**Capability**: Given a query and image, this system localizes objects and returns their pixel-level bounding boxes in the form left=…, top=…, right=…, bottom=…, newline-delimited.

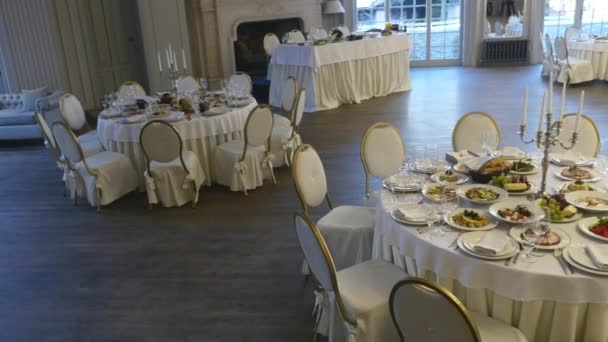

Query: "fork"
left=554, top=248, right=573, bottom=275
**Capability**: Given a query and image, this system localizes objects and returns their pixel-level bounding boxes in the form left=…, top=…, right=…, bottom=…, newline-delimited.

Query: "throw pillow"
left=21, top=86, right=48, bottom=112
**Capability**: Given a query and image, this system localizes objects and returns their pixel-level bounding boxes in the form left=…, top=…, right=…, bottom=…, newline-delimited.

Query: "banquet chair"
left=554, top=36, right=593, bottom=84
left=140, top=120, right=206, bottom=208
left=213, top=105, right=276, bottom=194
left=361, top=122, right=405, bottom=201
left=52, top=122, right=138, bottom=211
left=35, top=112, right=71, bottom=196
left=540, top=32, right=557, bottom=77
left=287, top=29, right=306, bottom=44
left=117, top=81, right=147, bottom=100
left=263, top=33, right=280, bottom=57
left=270, top=88, right=306, bottom=167
left=272, top=76, right=299, bottom=128
left=59, top=94, right=104, bottom=157
left=452, top=112, right=501, bottom=155
left=228, top=72, right=253, bottom=95
left=294, top=212, right=406, bottom=342
left=176, top=75, right=200, bottom=95
left=564, top=26, right=579, bottom=42
left=292, top=144, right=375, bottom=271
left=550, top=113, right=600, bottom=158
left=389, top=278, right=528, bottom=342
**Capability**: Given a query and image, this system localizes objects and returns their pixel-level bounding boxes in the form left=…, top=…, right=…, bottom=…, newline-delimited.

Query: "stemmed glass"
left=425, top=205, right=442, bottom=239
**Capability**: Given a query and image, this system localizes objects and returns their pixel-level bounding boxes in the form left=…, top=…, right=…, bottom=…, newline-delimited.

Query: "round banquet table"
left=568, top=40, right=608, bottom=81
left=96, top=101, right=258, bottom=188
left=373, top=165, right=608, bottom=342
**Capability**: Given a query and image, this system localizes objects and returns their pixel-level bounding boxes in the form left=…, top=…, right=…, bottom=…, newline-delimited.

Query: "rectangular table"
left=268, top=34, right=412, bottom=112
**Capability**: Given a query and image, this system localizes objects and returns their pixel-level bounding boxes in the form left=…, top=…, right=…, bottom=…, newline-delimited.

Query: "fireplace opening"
left=234, top=17, right=303, bottom=102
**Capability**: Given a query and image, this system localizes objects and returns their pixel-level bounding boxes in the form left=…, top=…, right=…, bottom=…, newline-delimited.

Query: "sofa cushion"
left=21, top=86, right=47, bottom=112
left=0, top=109, right=36, bottom=126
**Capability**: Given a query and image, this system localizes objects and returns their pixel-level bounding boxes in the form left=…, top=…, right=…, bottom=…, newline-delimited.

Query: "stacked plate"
left=390, top=204, right=434, bottom=226
left=565, top=191, right=608, bottom=213
left=457, top=231, right=520, bottom=260
left=549, top=152, right=596, bottom=167
left=563, top=245, right=608, bottom=276
left=383, top=173, right=425, bottom=192
left=412, top=160, right=449, bottom=174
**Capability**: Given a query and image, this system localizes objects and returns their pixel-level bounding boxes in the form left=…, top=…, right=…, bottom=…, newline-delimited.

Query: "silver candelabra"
left=160, top=65, right=187, bottom=99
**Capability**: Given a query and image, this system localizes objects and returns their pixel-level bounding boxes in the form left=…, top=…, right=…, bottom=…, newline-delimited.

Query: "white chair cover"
left=270, top=88, right=306, bottom=167
left=60, top=94, right=87, bottom=131
left=361, top=122, right=405, bottom=199
left=294, top=213, right=406, bottom=342
left=140, top=121, right=206, bottom=207
left=550, top=114, right=600, bottom=157
left=540, top=32, right=554, bottom=77
left=52, top=122, right=138, bottom=209
left=212, top=105, right=275, bottom=193
left=565, top=27, right=579, bottom=42
left=282, top=76, right=298, bottom=113
left=117, top=81, right=146, bottom=101
left=287, top=29, right=306, bottom=44
left=263, top=33, right=280, bottom=56
left=228, top=72, right=253, bottom=95
left=554, top=37, right=594, bottom=84
left=390, top=278, right=528, bottom=342
left=452, top=112, right=500, bottom=155
left=176, top=76, right=200, bottom=95
left=292, top=144, right=374, bottom=271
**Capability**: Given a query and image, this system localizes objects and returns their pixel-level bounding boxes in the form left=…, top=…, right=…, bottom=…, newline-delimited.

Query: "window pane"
left=415, top=6, right=426, bottom=19
left=356, top=0, right=386, bottom=31
left=403, top=0, right=414, bottom=5
left=581, top=0, right=608, bottom=37
left=416, top=0, right=425, bottom=5
left=432, top=5, right=442, bottom=19
left=543, top=0, right=576, bottom=38
left=391, top=0, right=401, bottom=6
left=391, top=8, right=402, bottom=21
left=430, top=0, right=461, bottom=60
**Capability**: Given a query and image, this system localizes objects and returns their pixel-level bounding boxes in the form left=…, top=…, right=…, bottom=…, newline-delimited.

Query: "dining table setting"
left=96, top=87, right=257, bottom=188
left=568, top=35, right=608, bottom=81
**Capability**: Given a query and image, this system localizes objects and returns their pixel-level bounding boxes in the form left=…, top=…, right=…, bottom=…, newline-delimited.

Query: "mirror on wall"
left=485, top=0, right=525, bottom=38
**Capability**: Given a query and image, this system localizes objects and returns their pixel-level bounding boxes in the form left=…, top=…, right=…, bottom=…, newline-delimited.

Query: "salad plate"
left=535, top=194, right=581, bottom=222
left=445, top=208, right=497, bottom=231
left=457, top=184, right=508, bottom=205
left=430, top=170, right=469, bottom=185
left=489, top=174, right=536, bottom=196
left=509, top=225, right=570, bottom=250
left=422, top=183, right=457, bottom=202
left=510, top=159, right=539, bottom=175
left=489, top=199, right=545, bottom=224
left=554, top=181, right=601, bottom=194
left=555, top=166, right=600, bottom=183
left=577, top=217, right=608, bottom=242
left=565, top=191, right=608, bottom=213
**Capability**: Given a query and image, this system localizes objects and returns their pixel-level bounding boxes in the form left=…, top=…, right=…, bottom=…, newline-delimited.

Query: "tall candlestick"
left=182, top=49, right=187, bottom=70
left=522, top=86, right=528, bottom=126
left=165, top=48, right=171, bottom=67
left=560, top=81, right=566, bottom=121
left=157, top=51, right=163, bottom=72
left=575, top=90, right=584, bottom=133
left=173, top=51, right=178, bottom=71
left=538, top=91, right=546, bottom=132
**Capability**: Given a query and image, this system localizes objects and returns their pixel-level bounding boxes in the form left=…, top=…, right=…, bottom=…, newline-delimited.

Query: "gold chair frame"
left=291, top=144, right=334, bottom=215
left=451, top=111, right=501, bottom=152
left=553, top=113, right=601, bottom=157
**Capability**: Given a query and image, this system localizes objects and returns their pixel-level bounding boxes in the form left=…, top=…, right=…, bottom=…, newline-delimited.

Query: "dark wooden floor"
left=0, top=66, right=606, bottom=341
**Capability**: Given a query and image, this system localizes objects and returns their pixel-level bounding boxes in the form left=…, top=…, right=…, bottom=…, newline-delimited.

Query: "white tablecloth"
left=568, top=40, right=608, bottom=81
left=269, top=35, right=411, bottom=112
left=373, top=165, right=608, bottom=342
left=96, top=101, right=257, bottom=187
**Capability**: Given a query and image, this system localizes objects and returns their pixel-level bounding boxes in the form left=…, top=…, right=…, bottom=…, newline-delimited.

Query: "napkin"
left=586, top=245, right=608, bottom=270
left=550, top=151, right=591, bottom=165
left=473, top=230, right=508, bottom=255
left=395, top=206, right=428, bottom=222
left=463, top=156, right=494, bottom=171
left=135, top=95, right=160, bottom=103
left=445, top=150, right=476, bottom=164
left=499, top=146, right=525, bottom=159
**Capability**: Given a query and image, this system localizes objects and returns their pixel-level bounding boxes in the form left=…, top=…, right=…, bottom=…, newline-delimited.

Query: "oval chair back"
left=118, top=81, right=146, bottom=99
left=139, top=120, right=189, bottom=174
left=288, top=29, right=306, bottom=43
left=294, top=212, right=357, bottom=327
left=389, top=278, right=482, bottom=342
left=263, top=33, right=280, bottom=57
left=564, top=26, right=579, bottom=42
left=551, top=113, right=600, bottom=157
left=361, top=122, right=405, bottom=198
left=282, top=76, right=298, bottom=113
left=242, top=105, right=273, bottom=160
left=544, top=34, right=554, bottom=59
left=52, top=122, right=85, bottom=169
left=554, top=36, right=569, bottom=63
left=452, top=112, right=500, bottom=155
left=60, top=94, right=88, bottom=131
left=291, top=144, right=331, bottom=213
left=176, top=76, right=199, bottom=95
left=229, top=72, right=253, bottom=95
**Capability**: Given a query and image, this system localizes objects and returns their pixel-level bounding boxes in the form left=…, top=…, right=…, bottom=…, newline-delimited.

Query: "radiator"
left=480, top=38, right=528, bottom=65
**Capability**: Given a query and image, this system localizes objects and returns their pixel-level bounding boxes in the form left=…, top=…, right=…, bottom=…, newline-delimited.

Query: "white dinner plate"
left=508, top=225, right=570, bottom=250
left=422, top=183, right=457, bottom=202
left=457, top=184, right=508, bottom=205
left=564, top=245, right=608, bottom=276
left=553, top=181, right=602, bottom=194
left=452, top=163, right=470, bottom=174
left=510, top=163, right=540, bottom=175
left=489, top=199, right=545, bottom=225
left=412, top=160, right=450, bottom=174
left=390, top=204, right=433, bottom=226
left=430, top=170, right=469, bottom=185
left=457, top=231, right=519, bottom=260
left=555, top=167, right=600, bottom=183
left=444, top=208, right=497, bottom=231
left=549, top=153, right=596, bottom=167
left=565, top=191, right=608, bottom=213
left=577, top=217, right=608, bottom=242
left=504, top=183, right=537, bottom=196
left=383, top=174, right=425, bottom=193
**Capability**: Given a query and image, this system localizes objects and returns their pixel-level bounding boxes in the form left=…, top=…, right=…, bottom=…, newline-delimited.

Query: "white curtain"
left=461, top=0, right=485, bottom=67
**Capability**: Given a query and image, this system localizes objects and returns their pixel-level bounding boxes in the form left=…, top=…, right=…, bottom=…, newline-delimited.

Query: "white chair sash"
left=144, top=170, right=159, bottom=204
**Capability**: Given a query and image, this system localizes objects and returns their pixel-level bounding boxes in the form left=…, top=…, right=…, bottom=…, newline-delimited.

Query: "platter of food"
left=430, top=170, right=469, bottom=184
left=554, top=180, right=599, bottom=194
left=456, top=184, right=508, bottom=205
left=509, top=225, right=570, bottom=250
left=535, top=194, right=582, bottom=222
left=489, top=174, right=535, bottom=195
left=510, top=159, right=538, bottom=175
left=565, top=191, right=608, bottom=212
left=577, top=217, right=608, bottom=241
left=445, top=208, right=497, bottom=231
left=422, top=183, right=457, bottom=202
left=489, top=200, right=545, bottom=224
left=555, top=165, right=600, bottom=182
left=466, top=157, right=513, bottom=183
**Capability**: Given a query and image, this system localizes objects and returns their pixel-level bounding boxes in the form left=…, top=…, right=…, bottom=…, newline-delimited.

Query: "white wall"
left=137, top=0, right=192, bottom=92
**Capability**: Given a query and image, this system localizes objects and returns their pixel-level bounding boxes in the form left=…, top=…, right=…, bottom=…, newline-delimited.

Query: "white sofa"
left=0, top=91, right=64, bottom=140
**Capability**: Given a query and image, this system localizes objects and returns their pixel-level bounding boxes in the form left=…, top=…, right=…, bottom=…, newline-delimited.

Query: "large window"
left=581, top=0, right=608, bottom=36
left=544, top=0, right=608, bottom=38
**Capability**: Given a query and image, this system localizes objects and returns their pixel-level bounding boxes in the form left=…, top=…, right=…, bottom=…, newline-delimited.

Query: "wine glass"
left=480, top=131, right=496, bottom=156
left=425, top=206, right=442, bottom=239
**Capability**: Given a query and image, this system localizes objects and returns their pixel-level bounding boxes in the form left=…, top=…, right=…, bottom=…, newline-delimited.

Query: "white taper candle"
left=182, top=49, right=187, bottom=70
left=538, top=91, right=546, bottom=132
left=575, top=90, right=584, bottom=133
left=560, top=81, right=566, bottom=121
left=157, top=51, right=162, bottom=72
left=522, top=86, right=528, bottom=126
